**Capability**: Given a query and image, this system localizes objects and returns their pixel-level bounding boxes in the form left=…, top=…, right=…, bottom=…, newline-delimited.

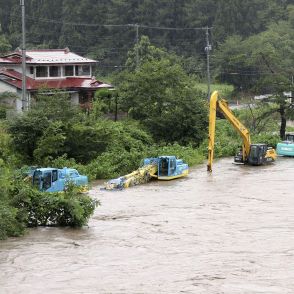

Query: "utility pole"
left=205, top=27, right=212, bottom=101
left=20, top=0, right=27, bottom=111
left=135, top=24, right=139, bottom=70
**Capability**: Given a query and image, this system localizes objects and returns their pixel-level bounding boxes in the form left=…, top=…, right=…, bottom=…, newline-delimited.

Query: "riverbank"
left=0, top=118, right=280, bottom=240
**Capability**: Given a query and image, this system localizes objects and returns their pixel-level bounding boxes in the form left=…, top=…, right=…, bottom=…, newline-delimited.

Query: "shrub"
left=145, top=143, right=205, bottom=166
left=10, top=180, right=99, bottom=227
left=251, top=133, right=280, bottom=148
left=0, top=167, right=26, bottom=240
left=207, top=119, right=240, bottom=158
left=117, top=59, right=208, bottom=145
left=0, top=107, right=6, bottom=119
left=0, top=202, right=25, bottom=239
left=85, top=143, right=206, bottom=180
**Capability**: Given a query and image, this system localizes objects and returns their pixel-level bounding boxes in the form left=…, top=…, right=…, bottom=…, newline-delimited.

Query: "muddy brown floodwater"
left=1, top=157, right=294, bottom=294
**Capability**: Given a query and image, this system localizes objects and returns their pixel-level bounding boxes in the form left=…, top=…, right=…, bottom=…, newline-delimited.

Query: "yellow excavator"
left=207, top=91, right=277, bottom=172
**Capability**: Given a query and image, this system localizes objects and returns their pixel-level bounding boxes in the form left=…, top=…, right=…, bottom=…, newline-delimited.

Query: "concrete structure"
left=0, top=48, right=112, bottom=112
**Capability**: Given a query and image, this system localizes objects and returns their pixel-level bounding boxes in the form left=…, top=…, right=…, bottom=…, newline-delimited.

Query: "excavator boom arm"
left=207, top=91, right=251, bottom=172
left=207, top=92, right=217, bottom=172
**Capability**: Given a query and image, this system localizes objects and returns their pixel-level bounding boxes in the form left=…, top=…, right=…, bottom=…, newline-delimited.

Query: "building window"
left=36, top=66, right=48, bottom=77
left=64, top=65, right=74, bottom=76
left=75, top=65, right=90, bottom=76
left=81, top=65, right=90, bottom=75
left=75, top=65, right=80, bottom=76
left=30, top=66, right=34, bottom=74
left=49, top=66, right=61, bottom=77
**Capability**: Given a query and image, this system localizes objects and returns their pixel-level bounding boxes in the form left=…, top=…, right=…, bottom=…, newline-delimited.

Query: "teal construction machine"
left=276, top=133, right=294, bottom=156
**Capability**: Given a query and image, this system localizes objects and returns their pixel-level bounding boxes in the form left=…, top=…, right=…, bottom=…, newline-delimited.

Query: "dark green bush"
left=84, top=143, right=206, bottom=180
left=252, top=133, right=280, bottom=148
left=0, top=107, right=6, bottom=119
left=0, top=202, right=25, bottom=239
left=0, top=166, right=26, bottom=239
left=208, top=119, right=240, bottom=158
left=10, top=181, right=99, bottom=228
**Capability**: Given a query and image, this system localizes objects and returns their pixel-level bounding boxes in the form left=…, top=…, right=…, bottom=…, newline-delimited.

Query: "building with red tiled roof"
left=0, top=48, right=112, bottom=112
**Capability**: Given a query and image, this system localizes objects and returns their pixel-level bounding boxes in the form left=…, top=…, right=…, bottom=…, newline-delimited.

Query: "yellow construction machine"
left=207, top=91, right=276, bottom=172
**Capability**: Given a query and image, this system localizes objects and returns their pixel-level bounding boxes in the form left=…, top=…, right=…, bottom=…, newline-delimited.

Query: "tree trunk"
left=279, top=103, right=286, bottom=139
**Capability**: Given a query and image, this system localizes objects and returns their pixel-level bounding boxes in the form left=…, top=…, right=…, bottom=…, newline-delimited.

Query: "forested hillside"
left=0, top=0, right=293, bottom=80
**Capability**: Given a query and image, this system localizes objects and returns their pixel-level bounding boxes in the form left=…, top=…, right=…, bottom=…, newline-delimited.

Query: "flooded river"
left=1, top=157, right=294, bottom=294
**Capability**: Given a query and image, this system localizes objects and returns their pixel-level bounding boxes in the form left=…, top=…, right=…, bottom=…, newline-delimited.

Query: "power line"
left=7, top=10, right=214, bottom=86
left=24, top=15, right=212, bottom=31
left=219, top=71, right=288, bottom=76
left=139, top=24, right=211, bottom=31
left=26, top=16, right=133, bottom=28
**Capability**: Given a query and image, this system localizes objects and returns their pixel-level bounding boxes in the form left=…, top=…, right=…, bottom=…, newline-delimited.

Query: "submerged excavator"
left=207, top=91, right=277, bottom=172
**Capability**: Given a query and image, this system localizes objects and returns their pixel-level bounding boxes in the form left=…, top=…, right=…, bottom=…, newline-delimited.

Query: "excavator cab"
left=158, top=156, right=177, bottom=177
left=234, top=144, right=269, bottom=165
left=247, top=144, right=268, bottom=165
left=285, top=133, right=294, bottom=142
left=32, top=168, right=59, bottom=191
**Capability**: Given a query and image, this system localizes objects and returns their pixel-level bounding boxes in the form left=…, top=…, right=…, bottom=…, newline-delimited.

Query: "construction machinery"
left=104, top=156, right=189, bottom=190
left=104, top=164, right=157, bottom=190
left=143, top=156, right=189, bottom=180
left=276, top=133, right=294, bottom=156
left=207, top=91, right=276, bottom=172
left=27, top=167, right=88, bottom=192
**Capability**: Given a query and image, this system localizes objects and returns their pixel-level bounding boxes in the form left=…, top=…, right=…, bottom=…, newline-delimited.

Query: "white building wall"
left=0, top=81, right=22, bottom=113
left=0, top=81, right=18, bottom=94
left=0, top=81, right=30, bottom=113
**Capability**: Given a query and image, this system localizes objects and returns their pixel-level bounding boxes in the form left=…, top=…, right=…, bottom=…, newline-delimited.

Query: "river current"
left=0, top=157, right=294, bottom=294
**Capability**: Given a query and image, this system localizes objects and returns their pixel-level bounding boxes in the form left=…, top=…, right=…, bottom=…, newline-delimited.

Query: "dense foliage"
left=117, top=59, right=208, bottom=145
left=11, top=181, right=98, bottom=227
left=0, top=119, right=99, bottom=239
left=215, top=11, right=294, bottom=137
left=0, top=171, right=98, bottom=239
left=0, top=0, right=292, bottom=76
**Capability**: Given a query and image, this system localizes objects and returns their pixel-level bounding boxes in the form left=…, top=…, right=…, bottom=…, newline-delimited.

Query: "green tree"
left=8, top=91, right=79, bottom=162
left=91, top=89, right=118, bottom=121
left=118, top=58, right=208, bottom=145
left=0, top=25, right=11, bottom=53
left=10, top=180, right=98, bottom=227
left=213, top=0, right=286, bottom=41
left=126, top=35, right=170, bottom=71
left=32, top=90, right=79, bottom=122
left=33, top=121, right=67, bottom=163
left=214, top=35, right=254, bottom=89
left=0, top=127, right=26, bottom=240
left=0, top=0, right=291, bottom=76
left=215, top=17, right=294, bottom=138
left=65, top=122, right=110, bottom=163
left=8, top=113, right=49, bottom=161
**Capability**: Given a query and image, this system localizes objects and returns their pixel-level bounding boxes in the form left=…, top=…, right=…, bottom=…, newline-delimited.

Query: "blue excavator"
left=25, top=167, right=88, bottom=192
left=276, top=133, right=294, bottom=156
left=104, top=156, right=189, bottom=190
